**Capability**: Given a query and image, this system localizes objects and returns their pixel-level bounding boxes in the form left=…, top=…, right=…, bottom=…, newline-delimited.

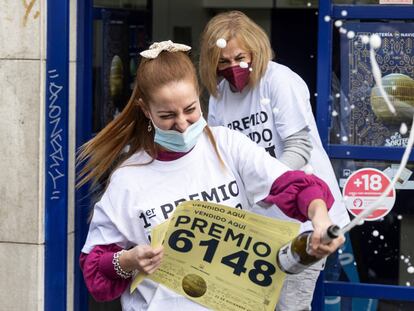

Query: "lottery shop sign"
left=138, top=201, right=299, bottom=311
left=342, top=168, right=396, bottom=220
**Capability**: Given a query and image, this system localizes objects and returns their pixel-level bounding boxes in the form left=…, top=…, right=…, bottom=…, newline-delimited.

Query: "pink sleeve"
left=80, top=244, right=130, bottom=302
left=262, top=170, right=334, bottom=222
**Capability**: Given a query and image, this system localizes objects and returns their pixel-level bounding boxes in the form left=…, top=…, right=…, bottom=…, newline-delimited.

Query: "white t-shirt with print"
left=82, top=126, right=290, bottom=311
left=209, top=61, right=350, bottom=231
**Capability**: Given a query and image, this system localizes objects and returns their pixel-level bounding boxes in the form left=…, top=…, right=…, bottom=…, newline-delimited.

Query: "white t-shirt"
left=209, top=61, right=350, bottom=231
left=82, top=126, right=290, bottom=311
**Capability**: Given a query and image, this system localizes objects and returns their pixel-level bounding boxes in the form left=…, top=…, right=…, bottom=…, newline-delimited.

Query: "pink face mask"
left=217, top=64, right=251, bottom=92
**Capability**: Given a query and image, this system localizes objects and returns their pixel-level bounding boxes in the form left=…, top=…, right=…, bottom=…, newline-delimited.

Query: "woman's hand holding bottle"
left=307, top=199, right=345, bottom=258
left=277, top=198, right=345, bottom=274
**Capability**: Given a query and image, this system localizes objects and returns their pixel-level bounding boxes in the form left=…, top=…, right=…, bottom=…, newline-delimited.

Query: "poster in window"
left=337, top=22, right=414, bottom=147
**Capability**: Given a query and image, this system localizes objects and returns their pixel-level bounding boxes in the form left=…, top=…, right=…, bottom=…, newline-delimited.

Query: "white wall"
left=0, top=0, right=45, bottom=310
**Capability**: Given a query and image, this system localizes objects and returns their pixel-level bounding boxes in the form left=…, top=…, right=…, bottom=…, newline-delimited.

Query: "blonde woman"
left=79, top=41, right=344, bottom=310
left=199, top=11, right=350, bottom=311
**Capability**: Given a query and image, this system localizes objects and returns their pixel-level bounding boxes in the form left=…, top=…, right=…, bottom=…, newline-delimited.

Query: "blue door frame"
left=74, top=0, right=93, bottom=310
left=314, top=1, right=414, bottom=310
left=45, top=0, right=70, bottom=310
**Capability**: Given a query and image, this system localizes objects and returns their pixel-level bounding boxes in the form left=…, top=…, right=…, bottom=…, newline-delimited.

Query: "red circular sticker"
left=342, top=168, right=396, bottom=221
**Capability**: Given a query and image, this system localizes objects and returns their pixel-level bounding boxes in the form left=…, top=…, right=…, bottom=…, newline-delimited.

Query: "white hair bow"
left=140, top=40, right=191, bottom=59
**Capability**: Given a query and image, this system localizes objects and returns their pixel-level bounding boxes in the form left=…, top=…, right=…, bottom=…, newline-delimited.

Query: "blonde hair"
left=77, top=50, right=223, bottom=188
left=199, top=11, right=274, bottom=98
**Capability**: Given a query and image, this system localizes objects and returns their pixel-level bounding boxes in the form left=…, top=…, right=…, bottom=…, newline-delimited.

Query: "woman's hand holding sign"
left=120, top=245, right=164, bottom=275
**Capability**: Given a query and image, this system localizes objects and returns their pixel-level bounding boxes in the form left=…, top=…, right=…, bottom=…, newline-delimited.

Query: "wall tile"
left=0, top=243, right=43, bottom=310
left=0, top=0, right=42, bottom=59
left=0, top=59, right=41, bottom=243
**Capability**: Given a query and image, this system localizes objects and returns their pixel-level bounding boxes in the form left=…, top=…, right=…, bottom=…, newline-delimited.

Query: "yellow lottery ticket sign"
left=131, top=200, right=300, bottom=311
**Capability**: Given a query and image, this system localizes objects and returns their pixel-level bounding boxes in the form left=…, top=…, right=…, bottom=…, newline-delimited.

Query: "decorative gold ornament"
left=371, top=73, right=414, bottom=125
left=181, top=274, right=207, bottom=298
left=110, top=55, right=124, bottom=99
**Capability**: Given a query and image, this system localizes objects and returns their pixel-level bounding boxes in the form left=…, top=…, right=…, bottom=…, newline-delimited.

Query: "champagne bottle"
left=276, top=224, right=340, bottom=274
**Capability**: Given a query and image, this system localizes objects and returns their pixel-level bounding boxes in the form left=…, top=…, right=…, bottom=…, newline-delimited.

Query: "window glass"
left=92, top=7, right=151, bottom=132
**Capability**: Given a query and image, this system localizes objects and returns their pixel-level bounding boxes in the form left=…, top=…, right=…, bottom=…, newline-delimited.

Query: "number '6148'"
left=168, top=229, right=276, bottom=287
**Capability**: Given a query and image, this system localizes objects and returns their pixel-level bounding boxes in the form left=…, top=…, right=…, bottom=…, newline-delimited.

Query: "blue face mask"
left=153, top=116, right=207, bottom=152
